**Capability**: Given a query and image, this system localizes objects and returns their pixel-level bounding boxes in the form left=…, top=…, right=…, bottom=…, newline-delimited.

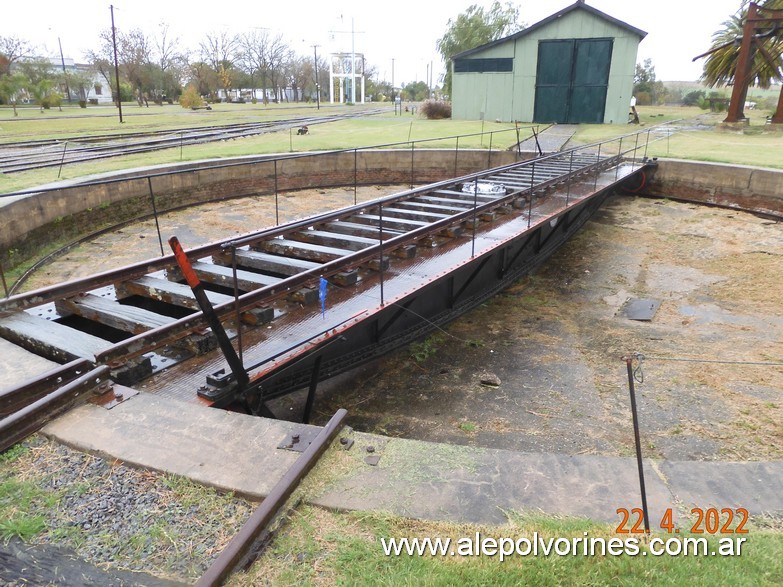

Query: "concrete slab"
left=660, top=460, right=783, bottom=514
left=43, top=393, right=783, bottom=526
left=0, top=337, right=58, bottom=393
left=518, top=124, right=577, bottom=153
left=43, top=392, right=321, bottom=499
left=314, top=435, right=673, bottom=525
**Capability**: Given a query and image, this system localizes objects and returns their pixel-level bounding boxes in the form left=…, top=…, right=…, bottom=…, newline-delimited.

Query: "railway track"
left=0, top=109, right=388, bottom=174
left=0, top=141, right=647, bottom=450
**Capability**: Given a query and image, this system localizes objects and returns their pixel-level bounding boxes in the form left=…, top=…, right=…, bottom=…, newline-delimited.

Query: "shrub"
left=420, top=99, right=452, bottom=119
left=179, top=85, right=202, bottom=109
left=682, top=90, right=705, bottom=106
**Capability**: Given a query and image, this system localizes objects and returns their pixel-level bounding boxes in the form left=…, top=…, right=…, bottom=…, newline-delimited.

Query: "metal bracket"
left=198, top=368, right=240, bottom=402
left=277, top=427, right=321, bottom=452
left=91, top=383, right=139, bottom=410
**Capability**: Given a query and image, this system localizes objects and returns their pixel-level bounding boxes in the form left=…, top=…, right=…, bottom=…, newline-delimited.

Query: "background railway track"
left=0, top=109, right=388, bottom=174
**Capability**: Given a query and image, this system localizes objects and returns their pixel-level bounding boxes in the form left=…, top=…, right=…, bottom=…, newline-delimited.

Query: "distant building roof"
left=453, top=0, right=647, bottom=60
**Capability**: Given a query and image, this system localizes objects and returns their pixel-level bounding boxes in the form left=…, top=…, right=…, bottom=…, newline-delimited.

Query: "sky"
left=5, top=0, right=746, bottom=86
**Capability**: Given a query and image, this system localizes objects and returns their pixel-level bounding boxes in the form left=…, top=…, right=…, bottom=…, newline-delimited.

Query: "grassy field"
left=1, top=101, right=781, bottom=195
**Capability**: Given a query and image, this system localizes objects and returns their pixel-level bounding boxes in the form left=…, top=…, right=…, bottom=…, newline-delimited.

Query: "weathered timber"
left=0, top=311, right=109, bottom=362
left=117, top=275, right=232, bottom=311
left=394, top=201, right=471, bottom=214
left=318, top=220, right=402, bottom=240
left=55, top=293, right=175, bottom=334
left=347, top=213, right=430, bottom=232
left=289, top=229, right=380, bottom=252
left=213, top=249, right=358, bottom=287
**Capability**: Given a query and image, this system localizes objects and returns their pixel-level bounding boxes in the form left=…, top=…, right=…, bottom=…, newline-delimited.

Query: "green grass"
left=569, top=105, right=783, bottom=170
left=2, top=102, right=782, bottom=195
left=0, top=103, right=519, bottom=194
left=233, top=505, right=783, bottom=586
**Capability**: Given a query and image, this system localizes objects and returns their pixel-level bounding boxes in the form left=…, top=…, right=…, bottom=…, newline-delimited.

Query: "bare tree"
left=85, top=30, right=117, bottom=98
left=200, top=31, right=240, bottom=100
left=154, top=23, right=186, bottom=102
left=240, top=30, right=288, bottom=103
left=0, top=35, right=35, bottom=76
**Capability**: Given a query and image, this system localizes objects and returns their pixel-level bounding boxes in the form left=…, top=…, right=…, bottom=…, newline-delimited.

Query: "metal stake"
left=57, top=142, right=68, bottom=178
left=623, top=353, right=651, bottom=535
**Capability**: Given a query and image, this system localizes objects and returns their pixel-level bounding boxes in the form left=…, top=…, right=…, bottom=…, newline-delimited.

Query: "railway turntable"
left=0, top=136, right=654, bottom=446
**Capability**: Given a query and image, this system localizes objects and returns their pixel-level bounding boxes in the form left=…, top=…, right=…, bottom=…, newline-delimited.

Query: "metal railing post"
left=354, top=149, right=358, bottom=205
left=379, top=202, right=385, bottom=306
left=594, top=143, right=602, bottom=190
left=615, top=137, right=624, bottom=180
left=632, top=132, right=640, bottom=171
left=487, top=131, right=493, bottom=169
left=454, top=136, right=460, bottom=178
left=230, top=244, right=243, bottom=364
left=147, top=177, right=165, bottom=256
left=410, top=142, right=415, bottom=188
left=274, top=160, right=279, bottom=226
left=566, top=149, right=575, bottom=207
left=471, top=177, right=478, bottom=258
left=527, top=160, right=536, bottom=228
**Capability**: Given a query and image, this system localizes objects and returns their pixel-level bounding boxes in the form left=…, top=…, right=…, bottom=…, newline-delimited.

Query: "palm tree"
left=698, top=1, right=783, bottom=122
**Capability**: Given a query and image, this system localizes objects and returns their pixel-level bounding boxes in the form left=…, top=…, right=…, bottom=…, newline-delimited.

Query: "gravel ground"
left=0, top=436, right=254, bottom=584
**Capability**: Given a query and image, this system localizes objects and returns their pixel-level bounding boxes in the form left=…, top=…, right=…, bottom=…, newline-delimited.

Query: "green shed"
left=451, top=0, right=646, bottom=124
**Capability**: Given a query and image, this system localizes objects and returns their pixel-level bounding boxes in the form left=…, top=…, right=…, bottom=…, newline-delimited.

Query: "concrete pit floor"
left=24, top=187, right=783, bottom=462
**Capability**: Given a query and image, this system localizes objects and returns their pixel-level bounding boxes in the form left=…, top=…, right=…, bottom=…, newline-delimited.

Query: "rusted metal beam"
left=0, top=365, right=110, bottom=452
left=195, top=408, right=347, bottom=587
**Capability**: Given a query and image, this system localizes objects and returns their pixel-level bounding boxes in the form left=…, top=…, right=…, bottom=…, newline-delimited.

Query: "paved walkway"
left=44, top=392, right=783, bottom=527
left=518, top=124, right=578, bottom=154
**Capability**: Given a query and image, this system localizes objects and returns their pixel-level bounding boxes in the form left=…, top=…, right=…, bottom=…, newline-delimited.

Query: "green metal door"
left=533, top=40, right=573, bottom=123
left=533, top=39, right=613, bottom=124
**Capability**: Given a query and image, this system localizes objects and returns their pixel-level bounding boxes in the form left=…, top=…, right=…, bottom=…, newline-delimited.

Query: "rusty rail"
left=196, top=408, right=348, bottom=586
left=0, top=363, right=111, bottom=452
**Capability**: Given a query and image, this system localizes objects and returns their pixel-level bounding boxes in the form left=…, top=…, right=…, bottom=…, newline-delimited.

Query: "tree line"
left=0, top=27, right=440, bottom=114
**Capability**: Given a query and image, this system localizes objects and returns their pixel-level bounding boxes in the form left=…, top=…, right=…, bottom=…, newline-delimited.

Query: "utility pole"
left=110, top=4, right=123, bottom=123
left=313, top=45, right=320, bottom=109
left=392, top=58, right=395, bottom=105
left=57, top=38, right=71, bottom=103
left=350, top=17, right=356, bottom=104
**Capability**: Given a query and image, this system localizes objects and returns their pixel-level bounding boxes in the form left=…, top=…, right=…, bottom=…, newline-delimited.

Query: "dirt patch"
left=279, top=195, right=783, bottom=461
